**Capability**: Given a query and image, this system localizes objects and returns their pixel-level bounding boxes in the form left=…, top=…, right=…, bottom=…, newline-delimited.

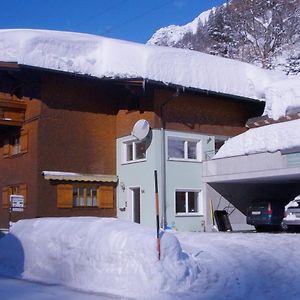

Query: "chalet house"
left=0, top=29, right=270, bottom=231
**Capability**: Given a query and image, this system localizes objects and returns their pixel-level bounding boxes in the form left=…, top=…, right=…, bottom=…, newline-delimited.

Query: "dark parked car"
left=246, top=201, right=285, bottom=232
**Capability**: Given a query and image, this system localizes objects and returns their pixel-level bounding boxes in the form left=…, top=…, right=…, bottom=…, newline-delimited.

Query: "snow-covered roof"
left=0, top=29, right=284, bottom=101
left=42, top=171, right=117, bottom=182
left=214, top=119, right=300, bottom=159
left=264, top=75, right=300, bottom=120
left=213, top=75, right=300, bottom=159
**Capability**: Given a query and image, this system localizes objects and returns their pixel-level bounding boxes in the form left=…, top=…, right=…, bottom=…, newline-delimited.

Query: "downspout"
left=160, top=87, right=180, bottom=229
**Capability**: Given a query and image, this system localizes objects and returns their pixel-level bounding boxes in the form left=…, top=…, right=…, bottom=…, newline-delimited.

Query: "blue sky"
left=0, top=0, right=225, bottom=43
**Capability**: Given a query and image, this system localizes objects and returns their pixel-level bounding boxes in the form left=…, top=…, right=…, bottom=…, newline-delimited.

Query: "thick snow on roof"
left=214, top=75, right=300, bottom=159
left=0, top=217, right=200, bottom=299
left=214, top=119, right=300, bottom=159
left=0, top=29, right=283, bottom=101
left=264, top=75, right=300, bottom=120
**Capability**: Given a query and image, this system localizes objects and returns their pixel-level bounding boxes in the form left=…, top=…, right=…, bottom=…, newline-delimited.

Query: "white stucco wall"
left=117, top=129, right=215, bottom=232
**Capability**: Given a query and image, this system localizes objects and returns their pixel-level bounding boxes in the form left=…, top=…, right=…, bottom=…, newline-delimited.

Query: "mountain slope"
left=148, top=0, right=300, bottom=75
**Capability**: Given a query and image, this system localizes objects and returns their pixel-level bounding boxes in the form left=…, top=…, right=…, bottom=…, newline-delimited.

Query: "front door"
left=129, top=187, right=141, bottom=223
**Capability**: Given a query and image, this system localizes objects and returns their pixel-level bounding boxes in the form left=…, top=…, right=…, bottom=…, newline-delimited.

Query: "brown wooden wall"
left=36, top=74, right=118, bottom=218
left=0, top=93, right=41, bottom=228
left=0, top=70, right=264, bottom=228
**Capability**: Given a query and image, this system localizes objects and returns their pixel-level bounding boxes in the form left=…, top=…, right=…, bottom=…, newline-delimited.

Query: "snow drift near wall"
left=0, top=217, right=200, bottom=298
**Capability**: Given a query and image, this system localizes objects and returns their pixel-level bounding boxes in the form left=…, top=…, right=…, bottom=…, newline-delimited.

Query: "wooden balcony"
left=0, top=97, right=26, bottom=128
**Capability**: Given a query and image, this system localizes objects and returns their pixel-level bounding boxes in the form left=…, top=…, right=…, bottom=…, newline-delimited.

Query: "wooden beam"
left=0, top=98, right=26, bottom=110
left=0, top=61, right=20, bottom=71
left=0, top=119, right=23, bottom=127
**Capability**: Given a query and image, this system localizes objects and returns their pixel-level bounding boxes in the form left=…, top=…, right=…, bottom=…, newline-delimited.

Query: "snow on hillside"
left=147, top=8, right=214, bottom=47
left=0, top=29, right=284, bottom=101
left=0, top=217, right=200, bottom=299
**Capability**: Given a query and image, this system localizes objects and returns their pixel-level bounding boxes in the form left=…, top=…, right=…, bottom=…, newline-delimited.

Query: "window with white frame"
left=168, top=137, right=201, bottom=161
left=175, top=190, right=202, bottom=215
left=123, top=140, right=146, bottom=162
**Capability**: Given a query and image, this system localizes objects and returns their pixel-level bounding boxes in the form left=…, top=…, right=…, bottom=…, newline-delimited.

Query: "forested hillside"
left=148, top=0, right=300, bottom=75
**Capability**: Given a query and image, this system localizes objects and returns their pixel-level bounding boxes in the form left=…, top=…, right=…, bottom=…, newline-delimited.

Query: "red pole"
left=154, top=170, right=160, bottom=260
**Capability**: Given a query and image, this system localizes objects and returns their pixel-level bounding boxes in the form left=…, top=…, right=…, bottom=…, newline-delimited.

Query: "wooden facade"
left=0, top=65, right=264, bottom=228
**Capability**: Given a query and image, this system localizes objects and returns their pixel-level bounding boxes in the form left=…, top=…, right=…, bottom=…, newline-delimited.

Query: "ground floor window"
left=2, top=184, right=27, bottom=209
left=175, top=190, right=201, bottom=215
left=57, top=183, right=114, bottom=209
left=73, top=186, right=97, bottom=207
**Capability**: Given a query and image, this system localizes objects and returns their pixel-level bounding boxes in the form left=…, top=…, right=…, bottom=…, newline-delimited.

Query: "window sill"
left=168, top=158, right=202, bottom=163
left=121, top=158, right=147, bottom=165
left=4, top=153, right=24, bottom=159
left=175, top=213, right=203, bottom=217
left=72, top=206, right=99, bottom=209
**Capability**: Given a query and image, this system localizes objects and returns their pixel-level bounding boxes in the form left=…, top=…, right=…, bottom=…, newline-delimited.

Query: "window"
left=11, top=137, right=21, bottom=155
left=175, top=190, right=201, bottom=215
left=73, top=186, right=97, bottom=207
left=57, top=184, right=114, bottom=209
left=3, top=130, right=28, bottom=158
left=168, top=137, right=201, bottom=161
left=124, top=140, right=146, bottom=162
left=2, top=184, right=27, bottom=209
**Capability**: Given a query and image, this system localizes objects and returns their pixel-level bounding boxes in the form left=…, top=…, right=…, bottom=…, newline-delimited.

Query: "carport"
left=202, top=150, right=300, bottom=228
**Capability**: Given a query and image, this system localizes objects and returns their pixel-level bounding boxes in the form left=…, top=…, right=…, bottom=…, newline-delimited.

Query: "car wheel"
left=280, top=222, right=288, bottom=231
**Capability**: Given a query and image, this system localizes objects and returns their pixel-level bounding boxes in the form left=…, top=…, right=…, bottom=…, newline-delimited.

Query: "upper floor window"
left=124, top=140, right=146, bottom=163
left=11, top=137, right=21, bottom=155
left=3, top=130, right=28, bottom=158
left=168, top=137, right=201, bottom=161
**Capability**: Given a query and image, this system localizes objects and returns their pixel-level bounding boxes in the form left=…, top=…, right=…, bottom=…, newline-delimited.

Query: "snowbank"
left=214, top=119, right=300, bottom=159
left=264, top=75, right=300, bottom=120
left=0, top=29, right=282, bottom=101
left=0, top=217, right=200, bottom=298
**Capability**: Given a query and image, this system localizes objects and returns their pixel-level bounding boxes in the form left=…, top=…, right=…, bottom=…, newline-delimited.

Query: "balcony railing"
left=0, top=97, right=26, bottom=127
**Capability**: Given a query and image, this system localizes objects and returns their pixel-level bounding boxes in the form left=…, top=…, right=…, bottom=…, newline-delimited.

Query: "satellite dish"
left=132, top=119, right=150, bottom=140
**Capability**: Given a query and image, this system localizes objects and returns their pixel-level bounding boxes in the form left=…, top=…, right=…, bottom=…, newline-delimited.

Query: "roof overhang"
left=42, top=171, right=118, bottom=183
left=0, top=61, right=262, bottom=104
left=247, top=111, right=300, bottom=129
left=0, top=61, right=20, bottom=71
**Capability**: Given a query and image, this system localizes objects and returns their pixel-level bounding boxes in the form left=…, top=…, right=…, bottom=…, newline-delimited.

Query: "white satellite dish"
left=132, top=119, right=150, bottom=140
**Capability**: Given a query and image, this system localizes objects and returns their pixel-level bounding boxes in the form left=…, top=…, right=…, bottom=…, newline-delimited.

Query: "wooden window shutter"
left=3, top=140, right=11, bottom=158
left=20, top=130, right=29, bottom=154
left=19, top=184, right=27, bottom=208
left=97, top=186, right=114, bottom=209
left=57, top=184, right=73, bottom=208
left=2, top=187, right=9, bottom=209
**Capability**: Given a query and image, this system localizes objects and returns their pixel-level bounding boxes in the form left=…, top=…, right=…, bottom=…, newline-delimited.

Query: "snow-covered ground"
left=1, top=218, right=300, bottom=299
